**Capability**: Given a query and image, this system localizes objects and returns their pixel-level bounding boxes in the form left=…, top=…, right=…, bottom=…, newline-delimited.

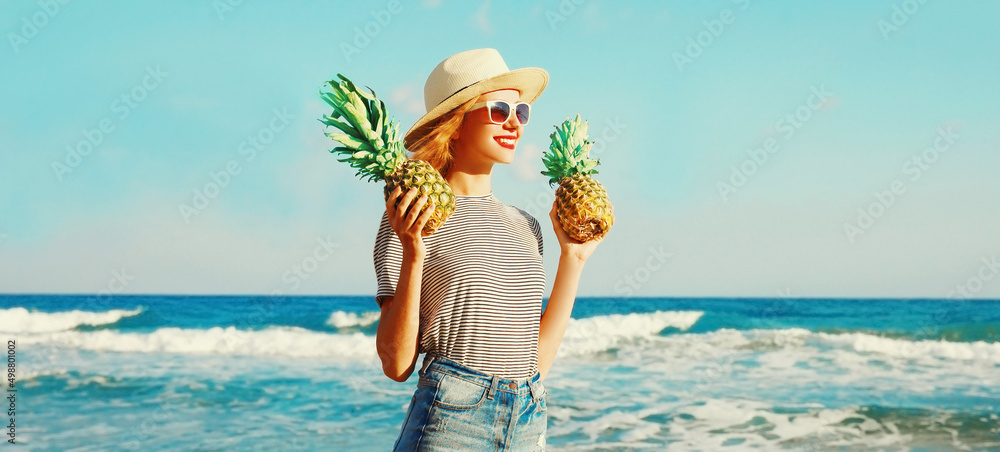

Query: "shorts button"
left=508, top=382, right=517, bottom=390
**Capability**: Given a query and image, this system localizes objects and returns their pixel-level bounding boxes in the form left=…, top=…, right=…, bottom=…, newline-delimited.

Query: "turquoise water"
left=3, top=295, right=999, bottom=451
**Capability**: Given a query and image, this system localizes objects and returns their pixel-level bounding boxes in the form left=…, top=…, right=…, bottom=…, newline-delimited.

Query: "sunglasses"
left=469, top=100, right=531, bottom=125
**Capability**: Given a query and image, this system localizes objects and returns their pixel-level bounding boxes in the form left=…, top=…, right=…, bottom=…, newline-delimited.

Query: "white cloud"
left=513, top=143, right=546, bottom=182
left=581, top=2, right=609, bottom=34
left=389, top=83, right=426, bottom=116
left=474, top=0, right=492, bottom=34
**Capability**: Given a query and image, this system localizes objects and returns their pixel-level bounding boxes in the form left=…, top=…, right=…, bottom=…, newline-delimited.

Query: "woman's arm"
left=537, top=203, right=603, bottom=382
left=375, top=254, right=423, bottom=382
left=375, top=187, right=435, bottom=382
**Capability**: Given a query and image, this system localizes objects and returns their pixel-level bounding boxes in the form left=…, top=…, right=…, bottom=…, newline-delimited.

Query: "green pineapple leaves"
left=319, top=74, right=405, bottom=182
left=542, top=114, right=600, bottom=186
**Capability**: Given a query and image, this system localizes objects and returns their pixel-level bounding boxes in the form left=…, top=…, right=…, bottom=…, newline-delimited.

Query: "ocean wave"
left=0, top=307, right=143, bottom=333
left=18, top=326, right=378, bottom=360
left=15, top=308, right=999, bottom=367
left=812, top=324, right=1000, bottom=344
left=555, top=322, right=1000, bottom=370
left=559, top=310, right=704, bottom=357
left=818, top=330, right=1000, bottom=362
left=709, top=328, right=1000, bottom=366
left=719, top=328, right=1000, bottom=362
left=327, top=311, right=380, bottom=329
left=14, top=310, right=704, bottom=361
left=21, top=368, right=71, bottom=382
left=547, top=397, right=1000, bottom=451
left=669, top=399, right=913, bottom=450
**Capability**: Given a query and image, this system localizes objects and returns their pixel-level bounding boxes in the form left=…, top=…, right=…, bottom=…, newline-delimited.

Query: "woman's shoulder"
left=487, top=194, right=534, bottom=221
left=507, top=205, right=538, bottom=224
left=498, top=202, right=543, bottom=253
left=499, top=201, right=542, bottom=235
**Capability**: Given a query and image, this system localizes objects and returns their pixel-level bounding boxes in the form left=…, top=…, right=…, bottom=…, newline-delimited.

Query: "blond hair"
left=405, top=97, right=478, bottom=176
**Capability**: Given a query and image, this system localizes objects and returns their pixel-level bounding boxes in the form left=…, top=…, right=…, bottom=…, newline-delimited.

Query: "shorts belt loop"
left=486, top=375, right=499, bottom=400
left=528, top=379, right=540, bottom=403
left=419, top=354, right=436, bottom=377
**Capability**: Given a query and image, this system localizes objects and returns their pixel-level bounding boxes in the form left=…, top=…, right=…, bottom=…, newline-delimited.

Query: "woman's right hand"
left=386, top=186, right=435, bottom=259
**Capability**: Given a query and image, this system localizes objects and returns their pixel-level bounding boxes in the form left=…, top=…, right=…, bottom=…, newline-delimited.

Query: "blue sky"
left=1, top=0, right=998, bottom=298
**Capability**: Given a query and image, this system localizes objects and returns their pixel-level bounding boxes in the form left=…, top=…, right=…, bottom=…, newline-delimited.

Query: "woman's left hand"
left=549, top=202, right=604, bottom=264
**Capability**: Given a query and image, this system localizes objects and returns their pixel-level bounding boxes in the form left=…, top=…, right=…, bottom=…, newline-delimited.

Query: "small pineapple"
left=320, top=74, right=455, bottom=235
left=542, top=115, right=614, bottom=242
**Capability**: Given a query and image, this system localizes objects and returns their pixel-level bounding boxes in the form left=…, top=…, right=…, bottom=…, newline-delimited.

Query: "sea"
left=1, top=294, right=998, bottom=451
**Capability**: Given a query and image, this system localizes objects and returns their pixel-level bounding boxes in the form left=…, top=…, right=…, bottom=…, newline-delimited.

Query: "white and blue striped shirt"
left=374, top=193, right=546, bottom=379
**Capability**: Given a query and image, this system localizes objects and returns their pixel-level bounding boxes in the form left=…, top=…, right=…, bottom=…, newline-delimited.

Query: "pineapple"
left=320, top=74, right=455, bottom=235
left=542, top=115, right=614, bottom=242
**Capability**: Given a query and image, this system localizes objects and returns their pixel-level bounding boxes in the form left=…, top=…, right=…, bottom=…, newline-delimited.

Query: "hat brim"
left=404, top=67, right=549, bottom=145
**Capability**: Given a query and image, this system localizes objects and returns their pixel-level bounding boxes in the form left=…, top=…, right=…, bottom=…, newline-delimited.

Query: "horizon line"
left=0, top=293, right=996, bottom=302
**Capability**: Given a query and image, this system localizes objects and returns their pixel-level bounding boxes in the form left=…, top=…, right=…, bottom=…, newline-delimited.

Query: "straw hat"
left=404, top=48, right=549, bottom=143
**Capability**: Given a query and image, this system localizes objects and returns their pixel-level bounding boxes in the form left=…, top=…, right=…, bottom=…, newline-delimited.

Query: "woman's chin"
left=483, top=150, right=515, bottom=165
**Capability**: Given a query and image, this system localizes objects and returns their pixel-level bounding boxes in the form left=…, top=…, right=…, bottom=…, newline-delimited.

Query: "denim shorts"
left=393, top=354, right=548, bottom=451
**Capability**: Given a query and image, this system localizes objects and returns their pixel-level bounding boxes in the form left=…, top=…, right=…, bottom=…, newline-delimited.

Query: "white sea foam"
left=16, top=308, right=999, bottom=374
left=18, top=326, right=378, bottom=360
left=545, top=397, right=914, bottom=450
left=327, top=311, right=380, bottom=329
left=21, top=368, right=70, bottom=382
left=664, top=399, right=912, bottom=450
left=581, top=411, right=661, bottom=442
left=610, top=326, right=1000, bottom=370
left=819, top=330, right=1000, bottom=362
left=7, top=310, right=699, bottom=362
left=0, top=307, right=143, bottom=333
left=552, top=325, right=1000, bottom=417
left=738, top=328, right=1000, bottom=364
left=558, top=310, right=704, bottom=357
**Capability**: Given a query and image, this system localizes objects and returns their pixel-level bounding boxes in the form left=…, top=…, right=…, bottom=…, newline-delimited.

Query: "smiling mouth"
left=495, top=137, right=516, bottom=149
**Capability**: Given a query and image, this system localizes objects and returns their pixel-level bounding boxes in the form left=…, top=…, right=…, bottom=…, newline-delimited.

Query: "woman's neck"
left=445, top=167, right=492, bottom=196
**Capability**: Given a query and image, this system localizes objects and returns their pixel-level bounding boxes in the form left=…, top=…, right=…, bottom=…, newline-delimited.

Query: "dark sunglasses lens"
left=488, top=102, right=510, bottom=123
left=515, top=103, right=530, bottom=124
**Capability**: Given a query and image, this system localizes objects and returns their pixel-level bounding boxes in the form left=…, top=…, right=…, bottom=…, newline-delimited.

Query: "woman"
left=374, top=48, right=602, bottom=451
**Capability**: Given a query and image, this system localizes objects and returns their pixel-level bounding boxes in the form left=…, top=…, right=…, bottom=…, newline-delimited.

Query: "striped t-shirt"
left=373, top=193, right=546, bottom=379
